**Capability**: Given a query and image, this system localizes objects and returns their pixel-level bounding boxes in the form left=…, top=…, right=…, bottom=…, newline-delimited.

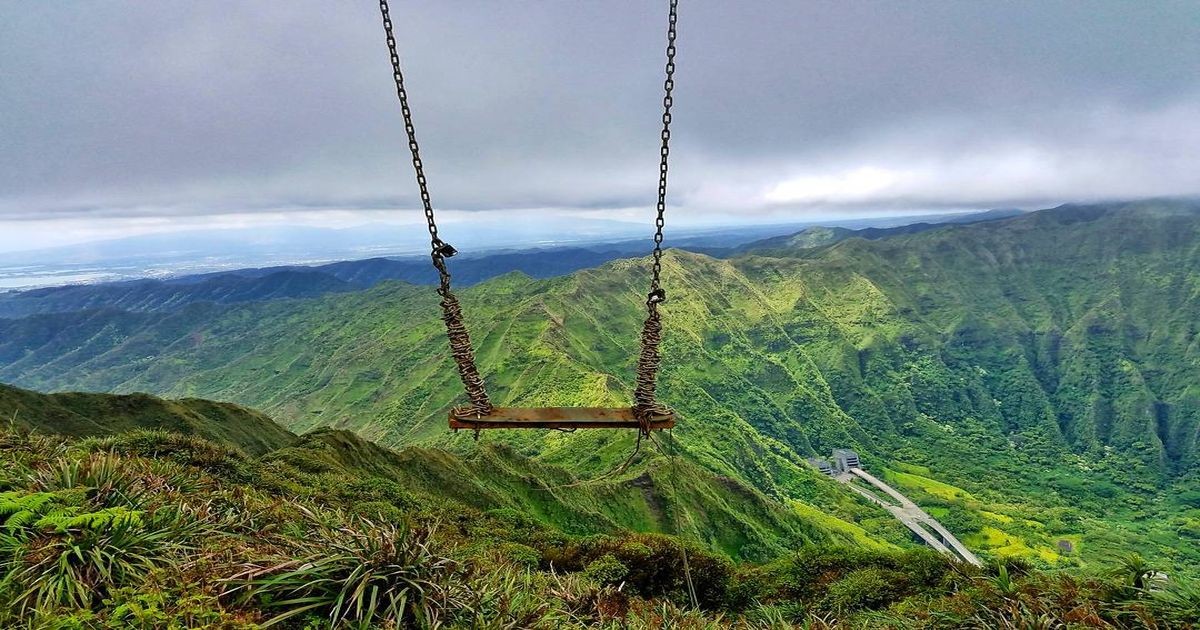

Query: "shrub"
left=84, top=431, right=248, bottom=479
left=546, top=532, right=733, bottom=607
left=229, top=508, right=458, bottom=628
left=823, top=567, right=907, bottom=613
left=348, top=499, right=407, bottom=522
left=582, top=554, right=629, bottom=585
left=105, top=584, right=257, bottom=629
left=498, top=542, right=542, bottom=569
left=1175, top=490, right=1200, bottom=509
left=735, top=546, right=958, bottom=617
left=336, top=476, right=419, bottom=511
left=936, top=506, right=984, bottom=535
left=449, top=567, right=568, bottom=629
left=1178, top=518, right=1200, bottom=539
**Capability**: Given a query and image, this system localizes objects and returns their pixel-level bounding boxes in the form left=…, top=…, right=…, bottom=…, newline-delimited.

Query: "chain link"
left=378, top=0, right=492, bottom=416
left=634, top=0, right=679, bottom=422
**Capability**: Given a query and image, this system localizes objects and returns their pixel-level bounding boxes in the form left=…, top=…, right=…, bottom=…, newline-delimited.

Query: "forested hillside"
left=7, top=396, right=1195, bottom=628
left=2, top=200, right=1200, bottom=576
left=0, top=214, right=1010, bottom=319
left=0, top=385, right=876, bottom=562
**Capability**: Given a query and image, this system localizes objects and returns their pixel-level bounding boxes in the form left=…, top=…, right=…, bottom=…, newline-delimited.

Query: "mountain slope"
left=0, top=382, right=894, bottom=561
left=0, top=270, right=357, bottom=319
left=0, top=382, right=296, bottom=456
left=734, top=208, right=1025, bottom=254
left=7, top=410, right=1188, bottom=628
left=269, top=428, right=890, bottom=559
left=0, top=211, right=1025, bottom=319
left=2, top=200, right=1200, bottom=573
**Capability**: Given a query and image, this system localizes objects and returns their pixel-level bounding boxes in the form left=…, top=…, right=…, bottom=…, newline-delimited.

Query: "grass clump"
left=229, top=508, right=456, bottom=628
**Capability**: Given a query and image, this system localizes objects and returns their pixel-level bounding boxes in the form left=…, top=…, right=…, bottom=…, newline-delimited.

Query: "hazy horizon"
left=0, top=205, right=1012, bottom=290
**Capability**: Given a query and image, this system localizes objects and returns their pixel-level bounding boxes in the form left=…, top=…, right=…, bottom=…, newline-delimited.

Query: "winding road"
left=837, top=467, right=983, bottom=566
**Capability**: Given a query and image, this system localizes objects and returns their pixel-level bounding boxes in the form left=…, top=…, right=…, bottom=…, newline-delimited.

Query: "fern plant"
left=0, top=454, right=205, bottom=619
left=0, top=490, right=68, bottom=531
left=1, top=498, right=195, bottom=615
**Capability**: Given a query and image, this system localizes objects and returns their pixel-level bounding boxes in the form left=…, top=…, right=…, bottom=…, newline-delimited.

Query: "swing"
left=376, top=0, right=680, bottom=433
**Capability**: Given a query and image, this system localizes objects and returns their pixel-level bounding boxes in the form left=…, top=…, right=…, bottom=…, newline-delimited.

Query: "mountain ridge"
left=0, top=382, right=296, bottom=456
left=2, top=200, right=1199, bottom=574
left=0, top=380, right=895, bottom=561
left=0, top=209, right=1030, bottom=319
left=735, top=207, right=1025, bottom=254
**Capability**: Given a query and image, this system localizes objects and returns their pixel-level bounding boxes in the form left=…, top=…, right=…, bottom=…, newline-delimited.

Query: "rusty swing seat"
left=376, top=0, right=681, bottom=433
left=449, top=406, right=675, bottom=431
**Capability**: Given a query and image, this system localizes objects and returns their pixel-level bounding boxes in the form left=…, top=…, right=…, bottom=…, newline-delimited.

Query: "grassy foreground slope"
left=2, top=396, right=1197, bottom=628
left=2, top=200, right=1200, bottom=574
left=0, top=384, right=890, bottom=561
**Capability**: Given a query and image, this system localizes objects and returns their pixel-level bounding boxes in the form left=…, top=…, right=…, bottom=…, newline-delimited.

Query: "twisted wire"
left=633, top=307, right=669, bottom=428
left=438, top=286, right=492, bottom=416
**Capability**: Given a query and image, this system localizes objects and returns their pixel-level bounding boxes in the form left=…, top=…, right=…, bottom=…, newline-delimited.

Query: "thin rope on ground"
left=535, top=430, right=647, bottom=491
left=648, top=428, right=698, bottom=609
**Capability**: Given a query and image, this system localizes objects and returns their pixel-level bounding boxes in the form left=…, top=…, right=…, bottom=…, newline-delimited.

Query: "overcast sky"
left=2, top=1, right=1199, bottom=251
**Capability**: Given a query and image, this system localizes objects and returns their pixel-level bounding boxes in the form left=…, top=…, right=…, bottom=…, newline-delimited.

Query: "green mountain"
left=734, top=208, right=1023, bottom=254
left=3, top=200, right=1200, bottom=575
left=267, top=428, right=875, bottom=560
left=0, top=247, right=638, bottom=319
left=8, top=401, right=1193, bottom=628
left=0, top=382, right=295, bottom=456
left=0, top=379, right=882, bottom=561
left=744, top=225, right=856, bottom=251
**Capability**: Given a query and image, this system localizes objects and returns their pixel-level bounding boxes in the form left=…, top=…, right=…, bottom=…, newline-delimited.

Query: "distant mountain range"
left=0, top=209, right=1021, bottom=292
left=731, top=208, right=1024, bottom=253
left=0, top=247, right=628, bottom=319
left=0, top=209, right=1022, bottom=319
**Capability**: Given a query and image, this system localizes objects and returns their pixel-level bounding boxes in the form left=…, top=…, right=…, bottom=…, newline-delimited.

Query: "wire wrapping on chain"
left=379, top=0, right=492, bottom=416
left=537, top=430, right=647, bottom=491
left=436, top=277, right=492, bottom=416
left=633, top=307, right=668, bottom=429
left=646, top=429, right=698, bottom=608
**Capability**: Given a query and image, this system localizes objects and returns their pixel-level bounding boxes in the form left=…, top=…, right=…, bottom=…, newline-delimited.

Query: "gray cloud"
left=2, top=0, right=1199, bottom=231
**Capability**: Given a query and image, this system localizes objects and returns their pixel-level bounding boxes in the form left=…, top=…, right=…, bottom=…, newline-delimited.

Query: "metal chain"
left=378, top=0, right=491, bottom=416
left=649, top=0, right=678, bottom=299
left=634, top=0, right=679, bottom=422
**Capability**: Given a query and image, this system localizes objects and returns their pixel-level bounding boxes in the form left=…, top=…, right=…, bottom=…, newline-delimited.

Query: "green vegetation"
left=2, top=200, right=1200, bottom=581
left=0, top=385, right=884, bottom=566
left=3, top=414, right=1198, bottom=627
left=0, top=383, right=295, bottom=456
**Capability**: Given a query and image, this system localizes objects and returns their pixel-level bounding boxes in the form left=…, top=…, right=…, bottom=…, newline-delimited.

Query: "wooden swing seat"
left=449, top=407, right=675, bottom=431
